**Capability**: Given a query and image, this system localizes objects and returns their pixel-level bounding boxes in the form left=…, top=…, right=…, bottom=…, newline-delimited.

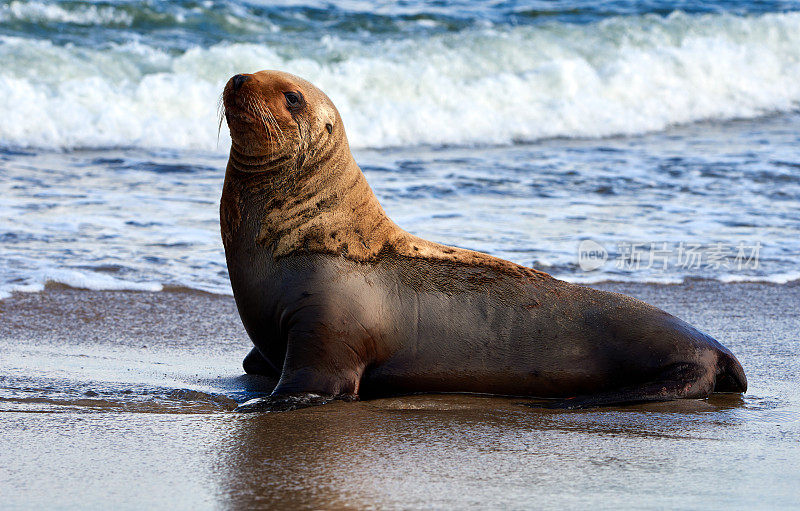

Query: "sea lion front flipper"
left=234, top=393, right=338, bottom=413
left=268, top=326, right=369, bottom=399
left=234, top=363, right=358, bottom=412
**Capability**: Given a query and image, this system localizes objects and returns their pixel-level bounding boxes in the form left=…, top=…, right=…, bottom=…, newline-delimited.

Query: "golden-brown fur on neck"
left=222, top=70, right=549, bottom=281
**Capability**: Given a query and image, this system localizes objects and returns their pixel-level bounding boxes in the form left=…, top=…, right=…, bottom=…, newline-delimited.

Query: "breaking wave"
left=2, top=10, right=800, bottom=151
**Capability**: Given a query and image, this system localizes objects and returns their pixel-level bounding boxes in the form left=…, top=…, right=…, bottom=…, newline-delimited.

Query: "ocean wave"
left=2, top=11, right=800, bottom=151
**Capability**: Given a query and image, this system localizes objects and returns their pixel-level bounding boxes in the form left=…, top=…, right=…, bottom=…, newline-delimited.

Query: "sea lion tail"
left=714, top=350, right=747, bottom=393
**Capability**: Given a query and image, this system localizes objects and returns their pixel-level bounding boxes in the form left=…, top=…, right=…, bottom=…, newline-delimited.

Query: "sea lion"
left=220, top=70, right=746, bottom=411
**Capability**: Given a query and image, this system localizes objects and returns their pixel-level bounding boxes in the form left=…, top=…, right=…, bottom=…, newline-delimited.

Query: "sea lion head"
left=222, top=70, right=344, bottom=171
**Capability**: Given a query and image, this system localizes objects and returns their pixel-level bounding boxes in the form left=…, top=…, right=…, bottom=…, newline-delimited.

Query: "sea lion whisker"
left=255, top=103, right=273, bottom=146
left=255, top=103, right=283, bottom=165
left=259, top=104, right=285, bottom=144
left=247, top=101, right=268, bottom=135
left=268, top=108, right=286, bottom=144
left=242, top=98, right=274, bottom=160
left=253, top=102, right=279, bottom=161
left=216, top=93, right=226, bottom=148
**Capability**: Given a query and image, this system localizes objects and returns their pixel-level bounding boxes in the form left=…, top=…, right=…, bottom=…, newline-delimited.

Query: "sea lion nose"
left=232, top=74, right=249, bottom=91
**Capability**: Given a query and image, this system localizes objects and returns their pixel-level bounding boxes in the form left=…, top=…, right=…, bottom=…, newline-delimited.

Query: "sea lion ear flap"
left=317, top=101, right=336, bottom=134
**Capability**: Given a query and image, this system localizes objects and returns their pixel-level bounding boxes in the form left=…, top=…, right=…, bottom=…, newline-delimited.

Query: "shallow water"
left=3, top=114, right=800, bottom=297
left=1, top=283, right=798, bottom=509
left=3, top=0, right=800, bottom=296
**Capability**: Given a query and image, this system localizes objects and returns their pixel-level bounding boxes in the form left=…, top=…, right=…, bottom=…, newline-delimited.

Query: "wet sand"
left=1, top=281, right=799, bottom=509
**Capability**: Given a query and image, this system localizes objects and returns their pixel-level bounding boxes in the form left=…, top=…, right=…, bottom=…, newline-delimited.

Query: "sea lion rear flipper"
left=525, top=362, right=715, bottom=410
left=242, top=347, right=282, bottom=378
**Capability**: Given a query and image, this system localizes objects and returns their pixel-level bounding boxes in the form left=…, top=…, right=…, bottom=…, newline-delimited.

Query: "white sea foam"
left=0, top=1, right=134, bottom=26
left=2, top=11, right=800, bottom=151
left=718, top=272, right=800, bottom=284
left=558, top=273, right=687, bottom=285
left=559, top=273, right=800, bottom=285
left=0, top=269, right=163, bottom=300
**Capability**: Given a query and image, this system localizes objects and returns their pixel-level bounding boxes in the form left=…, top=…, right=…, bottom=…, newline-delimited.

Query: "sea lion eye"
left=326, top=123, right=333, bottom=134
left=284, top=91, right=302, bottom=107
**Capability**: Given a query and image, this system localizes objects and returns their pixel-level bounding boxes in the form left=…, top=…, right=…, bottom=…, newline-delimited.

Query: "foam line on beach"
left=3, top=270, right=798, bottom=300
left=0, top=269, right=164, bottom=300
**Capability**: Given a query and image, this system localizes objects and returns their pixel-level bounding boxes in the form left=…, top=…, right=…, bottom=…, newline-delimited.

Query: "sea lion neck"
left=222, top=140, right=552, bottom=280
left=222, top=148, right=551, bottom=283
left=222, top=143, right=398, bottom=261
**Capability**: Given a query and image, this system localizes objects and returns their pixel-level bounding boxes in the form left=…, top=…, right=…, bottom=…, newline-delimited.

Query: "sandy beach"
left=1, top=281, right=798, bottom=509
left=2, top=1, right=800, bottom=508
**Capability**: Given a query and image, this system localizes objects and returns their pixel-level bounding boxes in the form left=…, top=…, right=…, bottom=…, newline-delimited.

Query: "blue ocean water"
left=1, top=0, right=800, bottom=296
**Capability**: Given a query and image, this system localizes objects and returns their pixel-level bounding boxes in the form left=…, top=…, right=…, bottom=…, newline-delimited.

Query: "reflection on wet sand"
left=2, top=283, right=798, bottom=509
left=216, top=394, right=766, bottom=510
